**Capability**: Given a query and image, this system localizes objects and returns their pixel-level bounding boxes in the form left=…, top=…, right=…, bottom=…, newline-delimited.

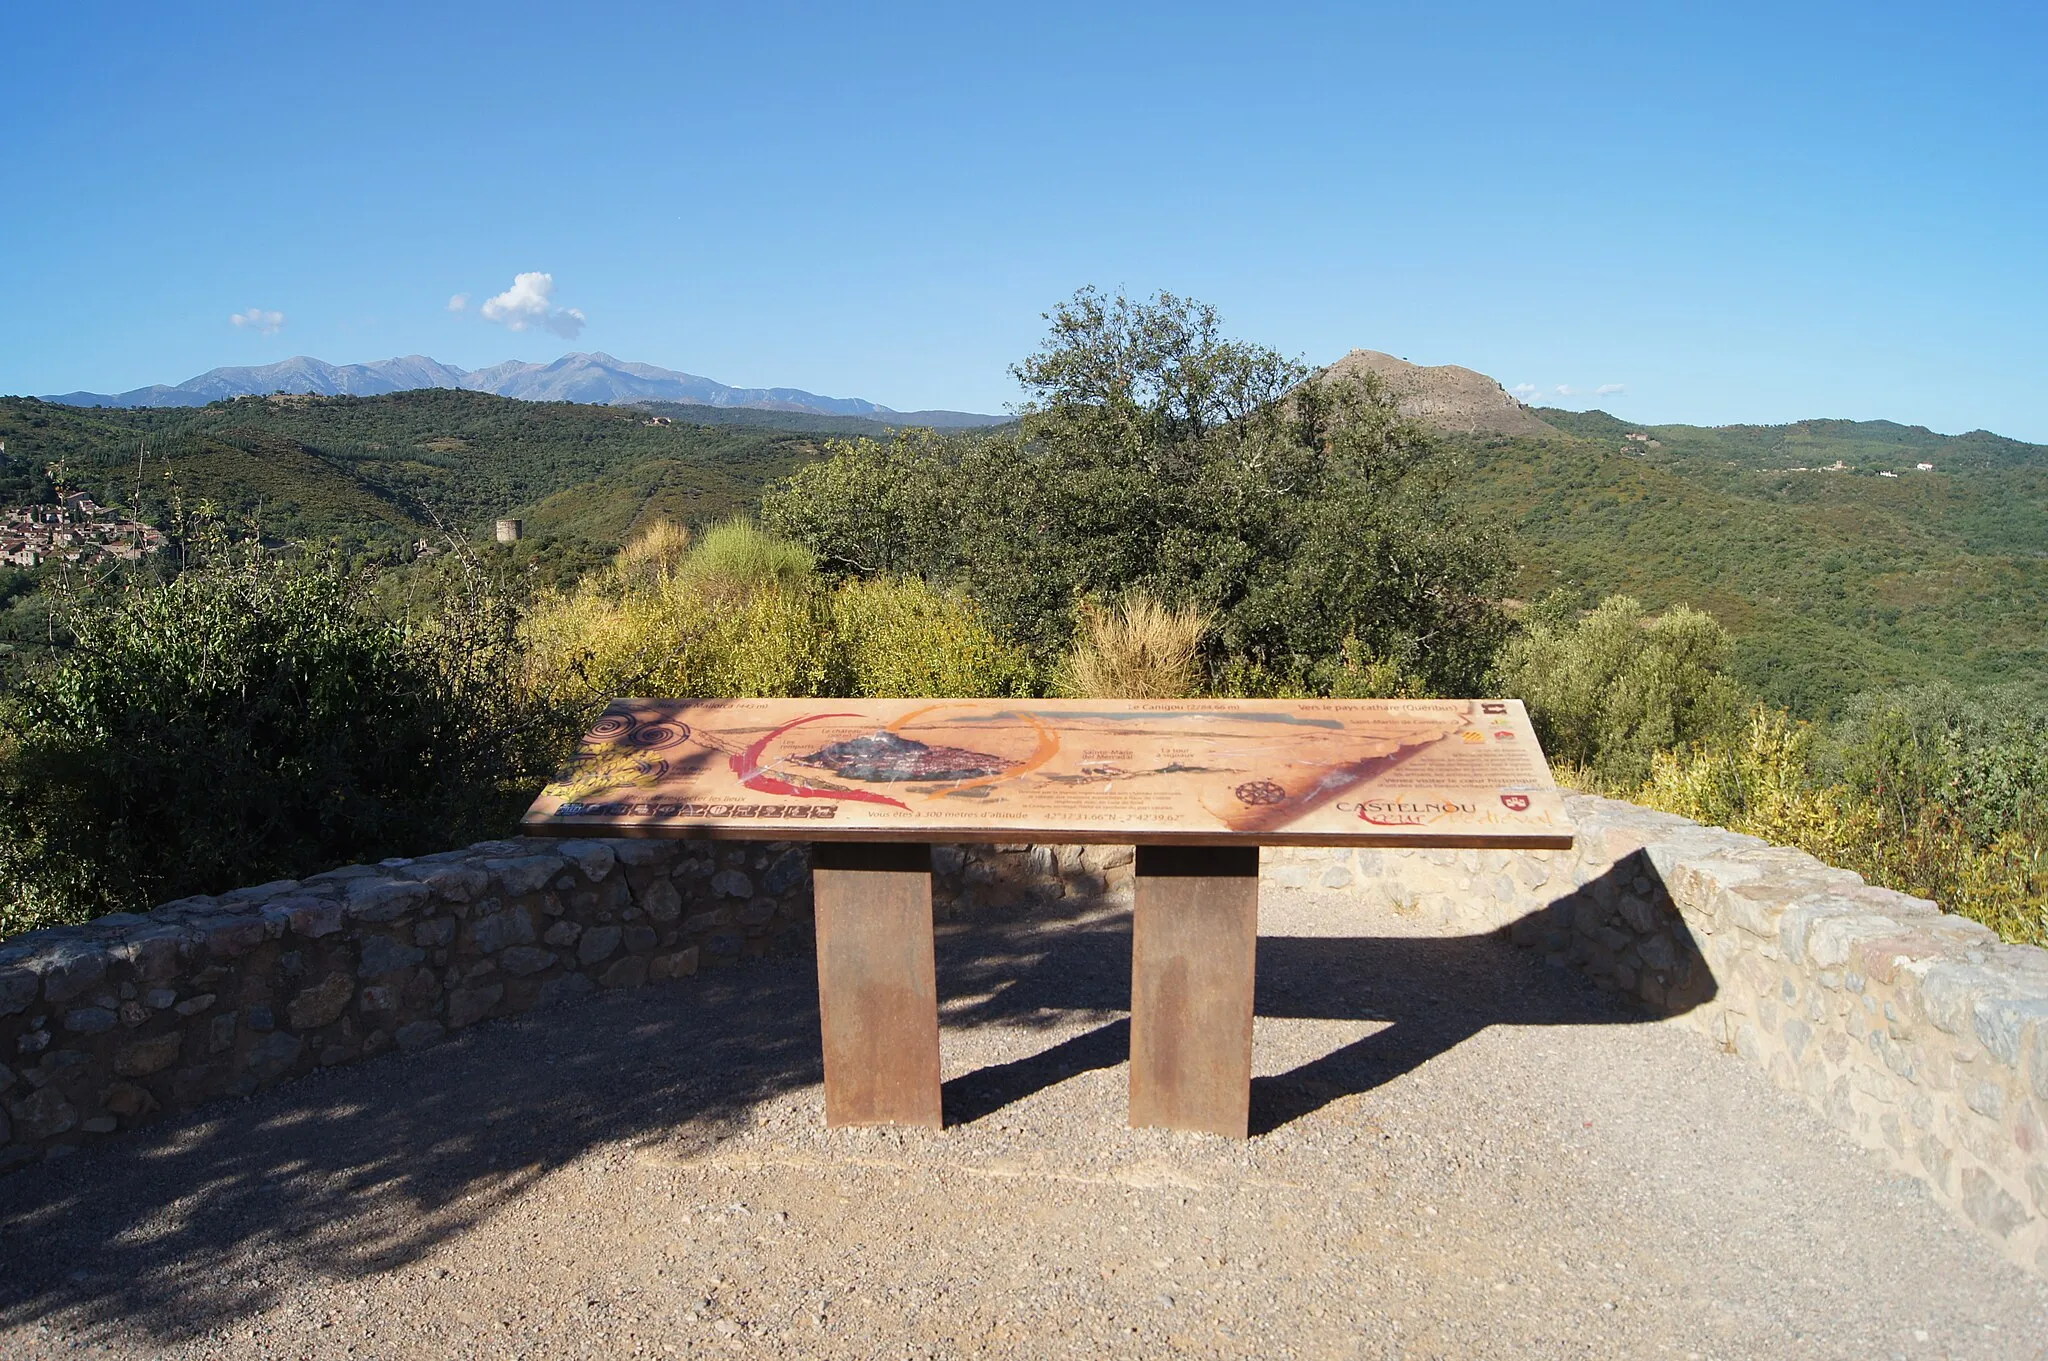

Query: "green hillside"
left=0, top=390, right=842, bottom=548
left=4, top=390, right=2042, bottom=716
left=1459, top=411, right=2048, bottom=713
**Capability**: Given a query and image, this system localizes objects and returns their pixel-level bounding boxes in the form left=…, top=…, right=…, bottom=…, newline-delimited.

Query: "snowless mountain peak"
left=39, top=353, right=1002, bottom=426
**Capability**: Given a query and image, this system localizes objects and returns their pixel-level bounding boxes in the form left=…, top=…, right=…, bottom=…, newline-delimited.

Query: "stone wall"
left=0, top=837, right=813, bottom=1171
left=932, top=811, right=2048, bottom=1275
left=1263, top=795, right=2048, bottom=1277
left=1, top=796, right=2044, bottom=1275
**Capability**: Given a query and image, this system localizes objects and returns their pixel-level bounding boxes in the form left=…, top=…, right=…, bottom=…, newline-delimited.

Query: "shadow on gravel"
left=0, top=966, right=827, bottom=1348
left=933, top=919, right=1657, bottom=1136
left=1244, top=933, right=1643, bottom=1136
left=943, top=1019, right=1132, bottom=1125
left=0, top=855, right=1707, bottom=1346
left=936, top=853, right=1714, bottom=1136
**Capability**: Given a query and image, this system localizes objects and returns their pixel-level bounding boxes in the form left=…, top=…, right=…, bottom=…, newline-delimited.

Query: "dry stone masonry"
left=1263, top=796, right=2048, bottom=1277
left=0, top=837, right=812, bottom=1164
left=0, top=795, right=2043, bottom=1276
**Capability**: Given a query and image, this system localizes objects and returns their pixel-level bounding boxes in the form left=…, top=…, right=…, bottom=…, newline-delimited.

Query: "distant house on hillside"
left=1917, top=462, right=1935, bottom=471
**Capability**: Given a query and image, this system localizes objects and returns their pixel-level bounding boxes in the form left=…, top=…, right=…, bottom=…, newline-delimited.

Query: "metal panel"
left=1129, top=845, right=1260, bottom=1138
left=811, top=842, right=942, bottom=1129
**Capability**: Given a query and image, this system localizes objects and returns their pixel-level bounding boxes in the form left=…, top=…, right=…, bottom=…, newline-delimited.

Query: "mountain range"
left=38, top=352, right=1005, bottom=427
left=39, top=347, right=1556, bottom=437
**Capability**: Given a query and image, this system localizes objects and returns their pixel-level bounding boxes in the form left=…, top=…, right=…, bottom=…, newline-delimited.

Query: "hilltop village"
left=1, top=491, right=165, bottom=569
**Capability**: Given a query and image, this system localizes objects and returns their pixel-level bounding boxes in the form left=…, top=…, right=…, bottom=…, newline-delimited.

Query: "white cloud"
left=447, top=293, right=469, bottom=312
left=229, top=307, right=285, bottom=335
left=1512, top=382, right=1626, bottom=406
left=478, top=271, right=586, bottom=338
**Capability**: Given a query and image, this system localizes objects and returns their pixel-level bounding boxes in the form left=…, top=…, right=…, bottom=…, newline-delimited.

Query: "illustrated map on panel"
left=521, top=698, right=1575, bottom=848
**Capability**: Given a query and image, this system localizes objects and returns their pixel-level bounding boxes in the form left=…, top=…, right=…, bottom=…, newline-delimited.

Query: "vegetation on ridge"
left=0, top=390, right=830, bottom=553
left=767, top=288, right=1510, bottom=693
left=1498, top=596, right=2045, bottom=945
left=0, top=288, right=2042, bottom=948
left=1454, top=410, right=2048, bottom=713
left=9, top=335, right=2044, bottom=714
left=0, top=520, right=551, bottom=934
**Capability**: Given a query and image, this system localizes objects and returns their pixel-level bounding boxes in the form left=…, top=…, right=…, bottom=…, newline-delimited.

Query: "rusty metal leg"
left=811, top=842, right=942, bottom=1129
left=1129, top=845, right=1260, bottom=1138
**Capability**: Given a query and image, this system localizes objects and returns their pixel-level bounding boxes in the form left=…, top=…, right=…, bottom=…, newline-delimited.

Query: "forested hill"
left=1456, top=410, right=2048, bottom=712
left=1534, top=407, right=2047, bottom=474
left=0, top=390, right=885, bottom=550
left=4, top=388, right=2043, bottom=715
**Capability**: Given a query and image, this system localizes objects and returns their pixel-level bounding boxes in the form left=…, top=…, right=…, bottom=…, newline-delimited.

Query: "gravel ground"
left=2, top=884, right=2044, bottom=1361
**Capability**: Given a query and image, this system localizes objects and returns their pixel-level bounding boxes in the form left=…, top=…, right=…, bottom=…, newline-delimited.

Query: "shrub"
left=1322, top=639, right=1435, bottom=699
left=1209, top=638, right=1434, bottom=700
left=1495, top=594, right=1744, bottom=787
left=522, top=521, right=1035, bottom=711
left=1514, top=606, right=2047, bottom=945
left=1639, top=705, right=2047, bottom=946
left=676, top=517, right=817, bottom=597
left=1640, top=708, right=1879, bottom=869
left=520, top=560, right=838, bottom=709
left=614, top=517, right=693, bottom=586
left=757, top=430, right=952, bottom=580
left=1059, top=593, right=1208, bottom=699
left=1822, top=683, right=2048, bottom=845
left=0, top=524, right=545, bottom=934
left=831, top=575, right=1034, bottom=698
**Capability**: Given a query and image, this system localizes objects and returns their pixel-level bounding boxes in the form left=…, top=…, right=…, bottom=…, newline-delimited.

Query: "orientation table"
left=522, top=697, right=1574, bottom=1139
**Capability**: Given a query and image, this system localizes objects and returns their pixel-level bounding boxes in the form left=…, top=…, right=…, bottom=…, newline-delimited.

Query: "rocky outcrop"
left=1319, top=349, right=1557, bottom=438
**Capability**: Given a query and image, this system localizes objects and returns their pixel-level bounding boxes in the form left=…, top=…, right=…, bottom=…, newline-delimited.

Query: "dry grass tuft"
left=1061, top=594, right=1209, bottom=699
left=614, top=519, right=692, bottom=585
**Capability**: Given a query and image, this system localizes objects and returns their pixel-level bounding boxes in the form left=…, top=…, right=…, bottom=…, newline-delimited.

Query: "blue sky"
left=4, top=2, right=2042, bottom=438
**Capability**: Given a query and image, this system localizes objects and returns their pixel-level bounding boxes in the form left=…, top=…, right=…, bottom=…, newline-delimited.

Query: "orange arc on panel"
left=883, top=704, right=1061, bottom=800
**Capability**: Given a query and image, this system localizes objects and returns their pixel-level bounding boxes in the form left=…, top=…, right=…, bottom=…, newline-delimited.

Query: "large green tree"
left=765, top=287, right=1510, bottom=691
